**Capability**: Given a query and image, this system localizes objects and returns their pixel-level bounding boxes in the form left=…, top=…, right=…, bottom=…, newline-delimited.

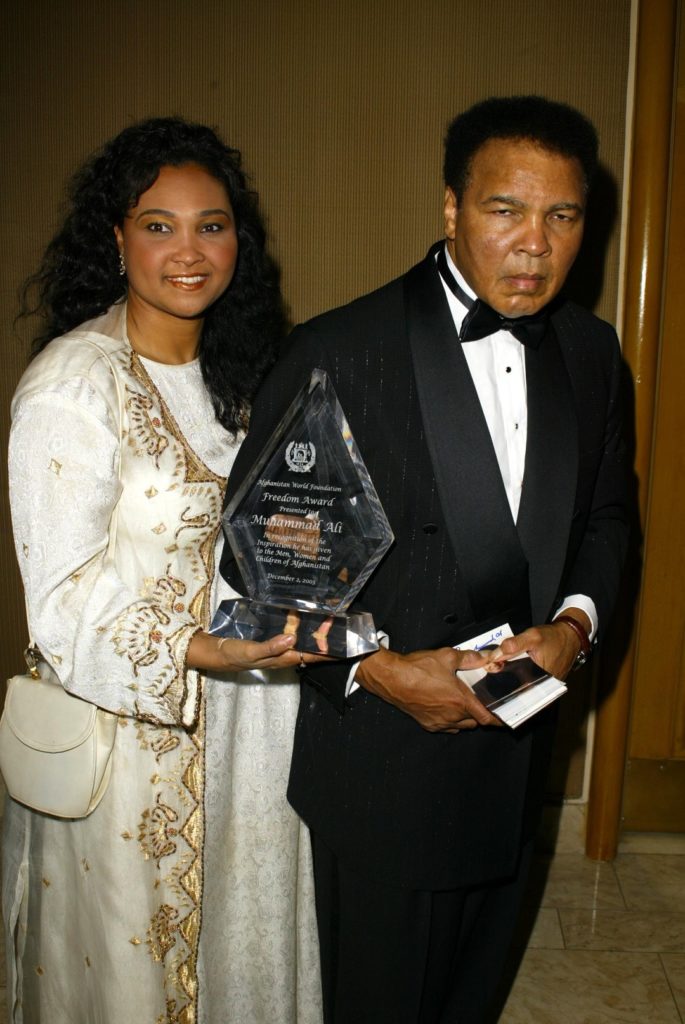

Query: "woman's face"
left=114, top=163, right=238, bottom=325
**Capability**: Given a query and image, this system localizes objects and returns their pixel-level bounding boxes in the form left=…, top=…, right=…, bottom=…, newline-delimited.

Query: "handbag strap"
left=24, top=341, right=125, bottom=663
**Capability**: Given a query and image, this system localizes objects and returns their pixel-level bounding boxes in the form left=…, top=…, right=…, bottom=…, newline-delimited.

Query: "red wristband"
left=556, top=614, right=592, bottom=665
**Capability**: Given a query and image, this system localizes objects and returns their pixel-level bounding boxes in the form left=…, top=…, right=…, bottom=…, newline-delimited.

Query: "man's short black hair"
left=443, top=95, right=599, bottom=200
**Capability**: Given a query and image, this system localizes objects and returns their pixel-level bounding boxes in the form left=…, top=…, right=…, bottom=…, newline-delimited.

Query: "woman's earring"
left=118, top=252, right=126, bottom=277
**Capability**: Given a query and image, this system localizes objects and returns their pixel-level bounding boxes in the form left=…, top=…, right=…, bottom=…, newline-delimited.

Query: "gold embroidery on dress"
left=127, top=391, right=169, bottom=466
left=135, top=722, right=181, bottom=760
left=156, top=998, right=182, bottom=1024
left=122, top=351, right=223, bottom=1021
left=153, top=732, right=182, bottom=758
left=130, top=354, right=225, bottom=489
left=173, top=701, right=205, bottom=1020
left=175, top=507, right=211, bottom=541
left=139, top=794, right=180, bottom=863
left=147, top=903, right=179, bottom=963
left=112, top=573, right=188, bottom=677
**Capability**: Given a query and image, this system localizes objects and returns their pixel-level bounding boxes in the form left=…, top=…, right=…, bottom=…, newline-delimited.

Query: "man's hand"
left=355, top=646, right=502, bottom=733
left=487, top=608, right=591, bottom=680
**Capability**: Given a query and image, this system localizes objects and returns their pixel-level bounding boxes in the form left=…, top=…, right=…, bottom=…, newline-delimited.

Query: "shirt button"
left=443, top=613, right=458, bottom=624
left=422, top=523, right=438, bottom=534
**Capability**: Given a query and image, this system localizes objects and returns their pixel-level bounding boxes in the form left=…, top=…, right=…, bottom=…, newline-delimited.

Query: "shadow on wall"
left=565, top=164, right=619, bottom=313
left=564, top=160, right=642, bottom=734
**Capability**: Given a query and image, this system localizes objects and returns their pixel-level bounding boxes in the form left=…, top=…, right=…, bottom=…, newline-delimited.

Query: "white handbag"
left=0, top=648, right=117, bottom=817
left=0, top=340, right=123, bottom=818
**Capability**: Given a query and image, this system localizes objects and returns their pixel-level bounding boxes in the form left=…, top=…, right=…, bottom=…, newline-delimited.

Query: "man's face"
left=444, top=138, right=586, bottom=317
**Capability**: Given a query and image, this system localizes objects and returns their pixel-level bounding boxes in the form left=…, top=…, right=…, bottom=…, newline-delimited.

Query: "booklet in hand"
left=454, top=624, right=566, bottom=728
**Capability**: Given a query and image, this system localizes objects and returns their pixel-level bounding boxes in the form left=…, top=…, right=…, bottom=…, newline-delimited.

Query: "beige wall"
left=0, top=0, right=633, bottom=791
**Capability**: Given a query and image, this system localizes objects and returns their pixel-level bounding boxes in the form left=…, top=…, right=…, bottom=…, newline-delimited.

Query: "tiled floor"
left=0, top=810, right=682, bottom=1022
left=500, top=814, right=685, bottom=1023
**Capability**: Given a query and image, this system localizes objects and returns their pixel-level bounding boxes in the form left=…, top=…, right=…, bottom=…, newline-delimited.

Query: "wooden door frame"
left=586, top=0, right=680, bottom=859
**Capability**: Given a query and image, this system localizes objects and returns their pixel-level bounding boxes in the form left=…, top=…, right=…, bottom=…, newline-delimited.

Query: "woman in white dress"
left=4, top=117, right=323, bottom=1023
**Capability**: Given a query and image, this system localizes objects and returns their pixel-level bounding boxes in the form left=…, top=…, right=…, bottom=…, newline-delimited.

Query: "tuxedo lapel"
left=404, top=249, right=531, bottom=624
left=516, top=323, right=578, bottom=623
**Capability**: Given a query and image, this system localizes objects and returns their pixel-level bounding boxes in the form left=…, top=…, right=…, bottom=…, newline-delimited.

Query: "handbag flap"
left=5, top=666, right=98, bottom=751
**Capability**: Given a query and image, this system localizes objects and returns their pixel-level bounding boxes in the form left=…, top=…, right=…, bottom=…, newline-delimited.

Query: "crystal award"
left=210, top=369, right=394, bottom=657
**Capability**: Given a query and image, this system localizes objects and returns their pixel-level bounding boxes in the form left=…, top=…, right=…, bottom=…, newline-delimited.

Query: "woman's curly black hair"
left=21, top=116, right=285, bottom=434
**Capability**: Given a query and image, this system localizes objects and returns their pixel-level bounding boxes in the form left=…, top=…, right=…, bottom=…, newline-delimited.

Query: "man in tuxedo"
left=221, top=95, right=631, bottom=1022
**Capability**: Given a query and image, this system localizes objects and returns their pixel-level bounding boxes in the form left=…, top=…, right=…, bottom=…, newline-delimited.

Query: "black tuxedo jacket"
left=222, top=246, right=631, bottom=891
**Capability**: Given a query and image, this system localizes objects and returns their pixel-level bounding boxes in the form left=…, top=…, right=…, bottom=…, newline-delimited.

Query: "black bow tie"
left=437, top=246, right=548, bottom=349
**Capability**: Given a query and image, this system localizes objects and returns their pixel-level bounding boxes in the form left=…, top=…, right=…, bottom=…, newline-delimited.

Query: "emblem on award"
left=210, top=369, right=394, bottom=657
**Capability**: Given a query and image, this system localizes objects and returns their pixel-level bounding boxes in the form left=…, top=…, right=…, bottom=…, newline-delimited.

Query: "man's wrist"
left=346, top=631, right=390, bottom=696
left=555, top=613, right=592, bottom=668
left=555, top=596, right=597, bottom=640
left=355, top=646, right=393, bottom=690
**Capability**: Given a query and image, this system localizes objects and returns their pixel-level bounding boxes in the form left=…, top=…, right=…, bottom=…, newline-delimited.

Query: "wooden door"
left=622, top=13, right=685, bottom=831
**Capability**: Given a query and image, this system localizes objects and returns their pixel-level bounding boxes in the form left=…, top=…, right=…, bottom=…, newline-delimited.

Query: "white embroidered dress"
left=3, top=303, right=322, bottom=1024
